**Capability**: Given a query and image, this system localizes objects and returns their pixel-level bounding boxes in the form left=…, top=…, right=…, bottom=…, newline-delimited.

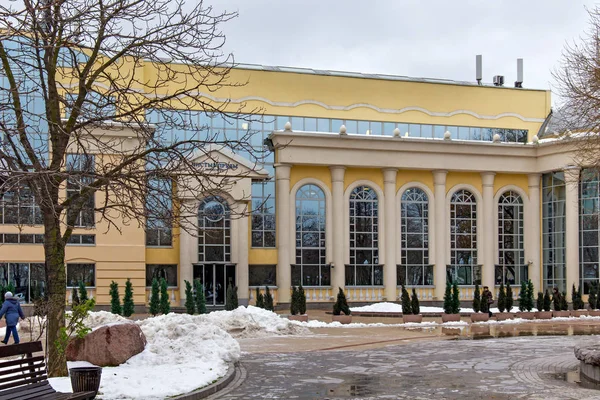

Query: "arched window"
left=198, top=196, right=231, bottom=262
left=399, top=188, right=432, bottom=286
left=448, top=189, right=481, bottom=285
left=293, top=184, right=329, bottom=286
left=496, top=191, right=526, bottom=285
left=347, top=185, right=382, bottom=286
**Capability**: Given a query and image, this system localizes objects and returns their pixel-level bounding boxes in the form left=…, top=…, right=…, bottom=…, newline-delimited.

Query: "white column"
left=433, top=170, right=448, bottom=300
left=383, top=168, right=397, bottom=301
left=178, top=201, right=197, bottom=306
left=481, top=172, right=496, bottom=290
left=330, top=166, right=346, bottom=292
left=236, top=200, right=250, bottom=305
left=275, top=164, right=292, bottom=303
left=527, top=174, right=541, bottom=292
left=565, top=166, right=580, bottom=301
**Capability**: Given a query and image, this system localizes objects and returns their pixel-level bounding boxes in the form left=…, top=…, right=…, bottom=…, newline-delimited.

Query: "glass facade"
left=145, top=178, right=173, bottom=247
left=66, top=263, right=95, bottom=288
left=542, top=172, right=566, bottom=292
left=0, top=263, right=45, bottom=303
left=398, top=188, right=432, bottom=286
left=496, top=191, right=526, bottom=285
left=249, top=265, right=277, bottom=286
left=198, top=196, right=231, bottom=263
left=580, top=169, right=600, bottom=294
left=347, top=186, right=382, bottom=286
left=448, top=189, right=481, bottom=285
left=0, top=185, right=43, bottom=225
left=293, top=184, right=329, bottom=286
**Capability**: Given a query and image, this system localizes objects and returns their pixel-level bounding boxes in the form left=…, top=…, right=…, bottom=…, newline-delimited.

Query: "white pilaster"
left=383, top=168, right=398, bottom=301
left=565, top=166, right=580, bottom=300
left=330, top=166, right=346, bottom=293
left=433, top=170, right=448, bottom=299
left=178, top=201, right=198, bottom=306
left=275, top=164, right=292, bottom=303
left=481, top=172, right=496, bottom=290
left=236, top=200, right=250, bottom=305
left=527, top=174, right=541, bottom=292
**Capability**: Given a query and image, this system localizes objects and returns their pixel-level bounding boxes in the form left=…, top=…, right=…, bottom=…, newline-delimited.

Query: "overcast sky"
left=212, top=0, right=597, bottom=103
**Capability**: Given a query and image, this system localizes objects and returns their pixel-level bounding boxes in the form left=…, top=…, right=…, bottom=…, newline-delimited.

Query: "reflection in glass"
left=198, top=196, right=231, bottom=263
left=496, top=191, right=525, bottom=285
left=449, top=190, right=478, bottom=285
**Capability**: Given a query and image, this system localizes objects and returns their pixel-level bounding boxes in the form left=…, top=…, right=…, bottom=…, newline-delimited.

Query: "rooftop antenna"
left=515, top=58, right=523, bottom=88
left=476, top=55, right=482, bottom=85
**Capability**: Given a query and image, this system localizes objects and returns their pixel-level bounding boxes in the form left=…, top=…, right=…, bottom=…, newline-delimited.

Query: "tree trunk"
left=44, top=216, right=68, bottom=377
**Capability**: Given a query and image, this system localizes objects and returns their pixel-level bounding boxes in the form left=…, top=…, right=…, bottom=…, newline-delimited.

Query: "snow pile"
left=203, top=306, right=309, bottom=338
left=291, top=320, right=437, bottom=329
left=350, top=302, right=535, bottom=314
left=50, top=312, right=241, bottom=400
left=83, top=311, right=130, bottom=330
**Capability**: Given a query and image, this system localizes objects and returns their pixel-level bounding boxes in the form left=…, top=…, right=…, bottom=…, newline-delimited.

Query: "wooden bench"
left=0, top=341, right=96, bottom=400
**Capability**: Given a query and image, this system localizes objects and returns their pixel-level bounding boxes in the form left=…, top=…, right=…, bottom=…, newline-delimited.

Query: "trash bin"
left=69, top=367, right=102, bottom=397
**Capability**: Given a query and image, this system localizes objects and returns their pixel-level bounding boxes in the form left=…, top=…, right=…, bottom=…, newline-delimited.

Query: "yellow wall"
left=494, top=173, right=529, bottom=197
left=396, top=170, right=434, bottom=193
left=290, top=166, right=332, bottom=191
left=344, top=168, right=385, bottom=191
left=446, top=172, right=483, bottom=195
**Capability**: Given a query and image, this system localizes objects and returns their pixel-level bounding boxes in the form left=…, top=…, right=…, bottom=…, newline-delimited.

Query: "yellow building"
left=2, top=62, right=592, bottom=308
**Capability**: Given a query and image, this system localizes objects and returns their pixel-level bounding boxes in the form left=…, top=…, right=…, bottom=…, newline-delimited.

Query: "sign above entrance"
left=193, top=161, right=239, bottom=171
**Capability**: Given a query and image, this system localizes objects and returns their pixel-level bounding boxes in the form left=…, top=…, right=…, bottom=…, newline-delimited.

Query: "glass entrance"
left=193, top=264, right=236, bottom=306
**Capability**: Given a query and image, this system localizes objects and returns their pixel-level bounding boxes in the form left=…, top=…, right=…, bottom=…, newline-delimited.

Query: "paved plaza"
left=211, top=325, right=600, bottom=399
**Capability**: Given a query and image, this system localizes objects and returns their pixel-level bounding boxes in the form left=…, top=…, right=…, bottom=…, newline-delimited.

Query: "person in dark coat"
left=0, top=292, right=25, bottom=345
left=482, top=286, right=494, bottom=317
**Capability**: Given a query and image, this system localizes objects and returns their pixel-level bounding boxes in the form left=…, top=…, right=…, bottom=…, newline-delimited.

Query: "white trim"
left=396, top=183, right=436, bottom=266
left=189, top=93, right=545, bottom=123
left=190, top=144, right=269, bottom=177
left=493, top=185, right=529, bottom=284
left=289, top=178, right=333, bottom=267
left=445, top=184, right=483, bottom=271
left=343, top=180, right=386, bottom=265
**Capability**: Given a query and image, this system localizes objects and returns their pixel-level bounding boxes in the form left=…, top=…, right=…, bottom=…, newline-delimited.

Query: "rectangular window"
left=146, top=264, right=178, bottom=287
left=251, top=180, right=276, bottom=248
left=66, top=263, right=95, bottom=288
left=146, top=178, right=173, bottom=247
left=249, top=265, right=277, bottom=286
left=0, top=185, right=42, bottom=225
left=543, top=172, right=566, bottom=292
left=67, top=234, right=96, bottom=245
left=66, top=154, right=95, bottom=227
left=0, top=262, right=45, bottom=303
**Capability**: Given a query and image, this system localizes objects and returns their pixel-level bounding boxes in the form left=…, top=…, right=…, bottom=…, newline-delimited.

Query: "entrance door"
left=193, top=263, right=236, bottom=306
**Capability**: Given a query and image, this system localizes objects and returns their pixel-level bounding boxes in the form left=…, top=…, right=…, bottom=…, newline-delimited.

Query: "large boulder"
left=575, top=345, right=600, bottom=366
left=66, top=322, right=146, bottom=367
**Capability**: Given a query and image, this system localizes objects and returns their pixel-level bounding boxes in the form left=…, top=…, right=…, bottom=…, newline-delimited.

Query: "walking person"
left=482, top=286, right=494, bottom=317
left=0, top=292, right=25, bottom=345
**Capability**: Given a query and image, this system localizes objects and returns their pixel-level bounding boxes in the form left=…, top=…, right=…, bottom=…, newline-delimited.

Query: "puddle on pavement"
left=324, top=375, right=377, bottom=398
left=410, top=323, right=600, bottom=339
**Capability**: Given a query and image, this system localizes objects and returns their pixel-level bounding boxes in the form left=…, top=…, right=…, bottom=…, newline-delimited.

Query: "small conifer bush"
left=560, top=291, right=568, bottom=311
left=518, top=281, right=527, bottom=312
left=255, top=287, right=265, bottom=308
left=543, top=289, right=552, bottom=312
left=290, top=287, right=298, bottom=315
left=159, top=278, right=170, bottom=314
left=505, top=282, right=514, bottom=312
left=298, top=284, right=306, bottom=315
left=226, top=284, right=239, bottom=311
left=536, top=292, right=544, bottom=312
left=497, top=283, right=506, bottom=313
left=184, top=280, right=195, bottom=314
left=451, top=282, right=461, bottom=314
left=79, top=281, right=88, bottom=303
left=109, top=280, right=122, bottom=315
left=411, top=288, right=420, bottom=315
left=195, top=280, right=207, bottom=314
left=264, top=286, right=274, bottom=311
left=589, top=285, right=598, bottom=310
left=333, top=287, right=351, bottom=316
left=122, top=278, right=134, bottom=317
left=443, top=281, right=453, bottom=314
left=526, top=280, right=535, bottom=312
left=472, top=284, right=481, bottom=313
left=401, top=285, right=412, bottom=315
left=149, top=278, right=160, bottom=316
left=553, top=289, right=561, bottom=311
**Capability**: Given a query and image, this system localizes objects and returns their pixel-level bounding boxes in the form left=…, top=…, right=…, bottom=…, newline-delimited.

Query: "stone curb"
left=171, top=362, right=238, bottom=400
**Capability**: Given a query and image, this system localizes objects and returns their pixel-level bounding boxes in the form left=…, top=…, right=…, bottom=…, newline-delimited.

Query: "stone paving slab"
left=215, top=336, right=600, bottom=399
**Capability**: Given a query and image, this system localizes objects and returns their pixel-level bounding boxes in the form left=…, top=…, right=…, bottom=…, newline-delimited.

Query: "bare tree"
left=553, top=6, right=600, bottom=168
left=0, top=0, right=265, bottom=376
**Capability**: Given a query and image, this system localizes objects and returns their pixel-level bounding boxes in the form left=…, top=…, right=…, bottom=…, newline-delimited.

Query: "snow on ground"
left=350, top=302, right=537, bottom=314
left=203, top=305, right=308, bottom=337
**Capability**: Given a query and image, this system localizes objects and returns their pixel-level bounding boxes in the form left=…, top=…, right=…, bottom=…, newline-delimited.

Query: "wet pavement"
left=209, top=318, right=600, bottom=399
